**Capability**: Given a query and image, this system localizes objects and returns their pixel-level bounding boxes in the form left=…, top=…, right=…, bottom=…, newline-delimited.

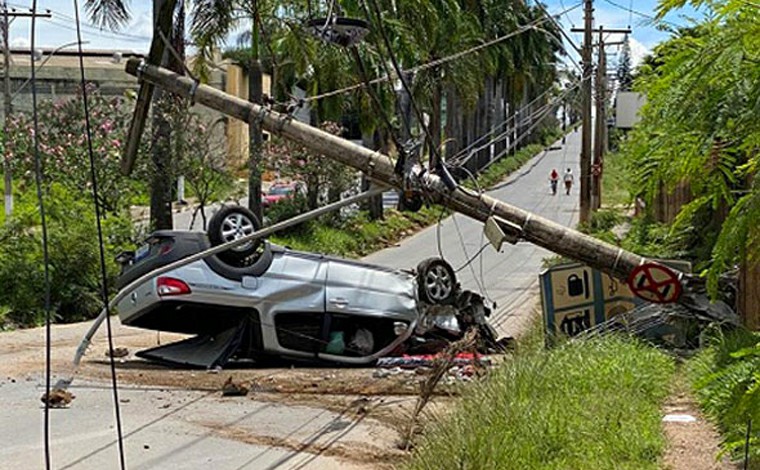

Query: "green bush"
left=688, top=329, right=760, bottom=464
left=263, top=193, right=310, bottom=229
left=406, top=336, right=675, bottom=470
left=0, top=185, right=133, bottom=327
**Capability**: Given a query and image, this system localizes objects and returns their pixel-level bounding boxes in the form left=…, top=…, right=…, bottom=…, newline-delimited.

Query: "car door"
left=251, top=251, right=329, bottom=358
left=319, top=259, right=417, bottom=361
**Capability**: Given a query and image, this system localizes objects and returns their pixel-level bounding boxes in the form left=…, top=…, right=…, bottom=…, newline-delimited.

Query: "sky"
left=6, top=0, right=704, bottom=67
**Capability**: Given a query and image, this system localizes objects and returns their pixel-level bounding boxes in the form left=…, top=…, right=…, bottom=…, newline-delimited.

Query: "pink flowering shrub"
left=4, top=88, right=141, bottom=214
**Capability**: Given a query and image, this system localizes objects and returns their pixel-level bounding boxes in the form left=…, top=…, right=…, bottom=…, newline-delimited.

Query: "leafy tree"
left=616, top=35, right=633, bottom=91
left=623, top=0, right=760, bottom=295
left=262, top=121, right=355, bottom=212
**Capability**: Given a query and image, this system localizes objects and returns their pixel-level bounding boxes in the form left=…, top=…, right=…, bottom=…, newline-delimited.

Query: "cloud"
left=11, top=37, right=29, bottom=48
left=130, top=11, right=153, bottom=39
left=628, top=37, right=650, bottom=67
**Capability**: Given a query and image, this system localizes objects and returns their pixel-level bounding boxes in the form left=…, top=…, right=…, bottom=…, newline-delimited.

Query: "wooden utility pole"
left=592, top=27, right=629, bottom=210
left=574, top=19, right=630, bottom=213
left=1, top=3, right=51, bottom=217
left=576, top=0, right=593, bottom=224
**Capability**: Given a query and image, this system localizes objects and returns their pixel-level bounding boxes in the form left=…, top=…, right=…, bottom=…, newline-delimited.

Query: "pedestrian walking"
left=549, top=168, right=559, bottom=195
left=563, top=168, right=574, bottom=195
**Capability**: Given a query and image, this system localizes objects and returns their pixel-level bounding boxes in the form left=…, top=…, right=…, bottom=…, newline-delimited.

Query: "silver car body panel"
left=117, top=245, right=419, bottom=364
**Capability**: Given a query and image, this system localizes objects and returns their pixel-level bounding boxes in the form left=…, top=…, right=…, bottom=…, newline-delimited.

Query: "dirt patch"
left=662, top=387, right=738, bottom=470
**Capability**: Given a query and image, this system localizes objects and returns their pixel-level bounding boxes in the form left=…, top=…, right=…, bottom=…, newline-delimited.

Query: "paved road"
left=0, top=322, right=398, bottom=470
left=364, top=130, right=582, bottom=337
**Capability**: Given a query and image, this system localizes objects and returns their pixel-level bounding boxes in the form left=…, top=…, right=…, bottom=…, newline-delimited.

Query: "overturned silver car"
left=115, top=206, right=498, bottom=368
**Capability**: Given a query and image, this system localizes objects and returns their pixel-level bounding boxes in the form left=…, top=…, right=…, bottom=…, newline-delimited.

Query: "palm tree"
left=192, top=0, right=279, bottom=222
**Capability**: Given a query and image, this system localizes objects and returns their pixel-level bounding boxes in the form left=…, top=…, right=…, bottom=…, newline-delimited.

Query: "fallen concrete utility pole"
left=123, top=58, right=737, bottom=322
left=127, top=58, right=642, bottom=277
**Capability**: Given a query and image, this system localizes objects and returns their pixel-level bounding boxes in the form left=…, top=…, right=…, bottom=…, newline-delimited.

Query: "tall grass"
left=405, top=336, right=675, bottom=470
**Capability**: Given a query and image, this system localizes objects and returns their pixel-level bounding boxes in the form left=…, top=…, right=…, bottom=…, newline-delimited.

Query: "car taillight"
left=156, top=277, right=191, bottom=296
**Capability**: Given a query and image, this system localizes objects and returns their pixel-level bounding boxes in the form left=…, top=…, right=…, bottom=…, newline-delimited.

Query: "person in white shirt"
left=563, top=168, right=574, bottom=195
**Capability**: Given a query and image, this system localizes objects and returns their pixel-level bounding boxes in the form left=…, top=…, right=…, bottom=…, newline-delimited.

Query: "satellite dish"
left=305, top=16, right=369, bottom=47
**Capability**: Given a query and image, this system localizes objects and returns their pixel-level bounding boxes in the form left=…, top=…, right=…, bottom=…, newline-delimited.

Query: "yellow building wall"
left=225, top=65, right=272, bottom=172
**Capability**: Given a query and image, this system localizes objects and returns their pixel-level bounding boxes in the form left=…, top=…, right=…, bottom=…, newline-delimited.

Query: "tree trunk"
left=444, top=84, right=461, bottom=160
left=361, top=130, right=384, bottom=220
left=149, top=0, right=183, bottom=230
left=396, top=71, right=413, bottom=142
left=247, top=20, right=263, bottom=223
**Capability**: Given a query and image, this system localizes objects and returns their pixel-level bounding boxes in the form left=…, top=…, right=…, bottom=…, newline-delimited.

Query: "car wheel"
left=417, top=258, right=457, bottom=305
left=208, top=206, right=262, bottom=264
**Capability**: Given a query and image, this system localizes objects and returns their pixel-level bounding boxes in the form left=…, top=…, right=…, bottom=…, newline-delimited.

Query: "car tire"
left=417, top=258, right=457, bottom=305
left=208, top=205, right=262, bottom=264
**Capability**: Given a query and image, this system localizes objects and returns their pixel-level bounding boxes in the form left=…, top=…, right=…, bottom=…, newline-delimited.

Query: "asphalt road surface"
left=364, top=130, right=581, bottom=338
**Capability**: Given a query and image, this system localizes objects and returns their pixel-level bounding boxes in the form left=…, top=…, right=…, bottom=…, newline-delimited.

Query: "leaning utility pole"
left=1, top=3, right=51, bottom=217
left=124, top=58, right=661, bottom=280
left=123, top=57, right=745, bottom=328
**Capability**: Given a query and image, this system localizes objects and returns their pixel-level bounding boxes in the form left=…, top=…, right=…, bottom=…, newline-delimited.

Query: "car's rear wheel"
left=417, top=258, right=457, bottom=305
left=208, top=206, right=262, bottom=264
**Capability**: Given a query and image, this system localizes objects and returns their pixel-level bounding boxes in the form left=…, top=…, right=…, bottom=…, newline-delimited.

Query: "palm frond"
left=85, top=0, right=131, bottom=30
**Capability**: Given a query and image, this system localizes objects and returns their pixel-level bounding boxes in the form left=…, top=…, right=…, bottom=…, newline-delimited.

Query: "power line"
left=71, top=0, right=127, bottom=468
left=8, top=2, right=151, bottom=42
left=29, top=1, right=53, bottom=468
left=601, top=0, right=680, bottom=29
left=304, top=1, right=583, bottom=104
left=42, top=17, right=149, bottom=43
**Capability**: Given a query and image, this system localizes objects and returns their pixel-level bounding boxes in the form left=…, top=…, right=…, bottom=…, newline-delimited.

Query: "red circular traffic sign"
left=627, top=263, right=682, bottom=304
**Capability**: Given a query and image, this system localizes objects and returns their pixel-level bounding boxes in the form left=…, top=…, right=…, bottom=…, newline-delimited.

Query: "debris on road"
left=41, top=388, right=75, bottom=408
left=376, top=352, right=493, bottom=370
left=221, top=376, right=249, bottom=397
left=105, top=347, right=130, bottom=358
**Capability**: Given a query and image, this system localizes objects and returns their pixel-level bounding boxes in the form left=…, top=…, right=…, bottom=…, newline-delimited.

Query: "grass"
left=687, top=328, right=760, bottom=466
left=270, top=207, right=441, bottom=258
left=473, top=143, right=548, bottom=189
left=601, top=150, right=632, bottom=208
left=405, top=334, right=675, bottom=470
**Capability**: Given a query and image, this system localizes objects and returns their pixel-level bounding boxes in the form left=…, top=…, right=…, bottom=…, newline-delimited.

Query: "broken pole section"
left=121, top=0, right=177, bottom=175
left=123, top=58, right=671, bottom=287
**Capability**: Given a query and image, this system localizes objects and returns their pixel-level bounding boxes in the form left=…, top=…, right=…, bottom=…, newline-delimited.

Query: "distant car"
left=261, top=182, right=302, bottom=209
left=114, top=206, right=498, bottom=368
